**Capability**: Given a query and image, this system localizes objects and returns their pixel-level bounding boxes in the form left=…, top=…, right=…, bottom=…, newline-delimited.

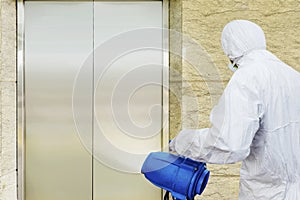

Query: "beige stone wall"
left=169, top=0, right=183, bottom=138
left=169, top=0, right=300, bottom=199
left=0, top=0, right=17, bottom=199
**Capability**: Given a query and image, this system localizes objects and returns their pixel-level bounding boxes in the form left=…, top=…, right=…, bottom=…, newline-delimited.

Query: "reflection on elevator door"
left=24, top=1, right=164, bottom=200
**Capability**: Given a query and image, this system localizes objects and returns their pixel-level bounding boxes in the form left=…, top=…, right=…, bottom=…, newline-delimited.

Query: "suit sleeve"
left=170, top=72, right=264, bottom=164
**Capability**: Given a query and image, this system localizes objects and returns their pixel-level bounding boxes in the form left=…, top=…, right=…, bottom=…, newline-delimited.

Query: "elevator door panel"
left=24, top=2, right=93, bottom=200
left=93, top=2, right=163, bottom=200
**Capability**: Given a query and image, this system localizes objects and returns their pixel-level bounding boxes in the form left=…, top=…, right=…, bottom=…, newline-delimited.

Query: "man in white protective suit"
left=170, top=20, right=300, bottom=199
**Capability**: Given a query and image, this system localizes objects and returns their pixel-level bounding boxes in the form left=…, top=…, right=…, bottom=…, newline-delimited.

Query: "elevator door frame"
left=17, top=1, right=169, bottom=200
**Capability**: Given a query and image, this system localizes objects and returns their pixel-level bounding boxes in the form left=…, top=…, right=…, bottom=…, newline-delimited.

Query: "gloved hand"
left=168, top=129, right=209, bottom=157
left=169, top=129, right=196, bottom=155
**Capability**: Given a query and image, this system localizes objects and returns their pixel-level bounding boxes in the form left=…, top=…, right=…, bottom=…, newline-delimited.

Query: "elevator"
left=19, top=1, right=169, bottom=200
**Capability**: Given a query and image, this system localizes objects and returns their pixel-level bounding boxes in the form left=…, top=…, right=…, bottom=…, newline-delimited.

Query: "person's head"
left=221, top=20, right=266, bottom=71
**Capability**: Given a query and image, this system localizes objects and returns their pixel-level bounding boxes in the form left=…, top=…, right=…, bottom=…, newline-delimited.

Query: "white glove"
left=168, top=129, right=209, bottom=158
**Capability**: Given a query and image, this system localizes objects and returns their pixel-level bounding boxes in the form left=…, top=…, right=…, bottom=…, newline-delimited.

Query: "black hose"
left=164, top=191, right=194, bottom=200
left=164, top=191, right=170, bottom=200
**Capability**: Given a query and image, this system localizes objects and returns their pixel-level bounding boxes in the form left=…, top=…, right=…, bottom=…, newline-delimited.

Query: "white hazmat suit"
left=170, top=20, right=300, bottom=199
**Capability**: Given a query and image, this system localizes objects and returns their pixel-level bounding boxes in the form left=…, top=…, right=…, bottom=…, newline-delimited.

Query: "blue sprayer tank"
left=141, top=152, right=210, bottom=200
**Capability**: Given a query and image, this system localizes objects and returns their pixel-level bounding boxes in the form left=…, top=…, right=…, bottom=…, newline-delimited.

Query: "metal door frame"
left=17, top=1, right=169, bottom=200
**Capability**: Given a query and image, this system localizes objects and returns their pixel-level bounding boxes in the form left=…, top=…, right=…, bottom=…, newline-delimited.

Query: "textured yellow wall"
left=0, top=0, right=17, bottom=199
left=169, top=0, right=183, bottom=138
left=170, top=0, right=300, bottom=199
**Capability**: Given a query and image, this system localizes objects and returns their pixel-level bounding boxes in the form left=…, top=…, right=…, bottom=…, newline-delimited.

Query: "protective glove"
left=169, top=129, right=197, bottom=155
left=168, top=129, right=209, bottom=158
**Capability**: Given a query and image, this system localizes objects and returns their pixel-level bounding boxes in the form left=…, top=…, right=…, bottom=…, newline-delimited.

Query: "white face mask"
left=228, top=61, right=238, bottom=72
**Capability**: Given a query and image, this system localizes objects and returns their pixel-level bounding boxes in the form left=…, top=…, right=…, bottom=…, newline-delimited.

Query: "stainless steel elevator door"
left=24, top=1, right=164, bottom=200
left=93, top=2, right=162, bottom=200
left=24, top=2, right=93, bottom=200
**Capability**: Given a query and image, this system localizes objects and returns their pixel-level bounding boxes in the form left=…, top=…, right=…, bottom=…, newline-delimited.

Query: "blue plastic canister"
left=141, top=152, right=210, bottom=200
